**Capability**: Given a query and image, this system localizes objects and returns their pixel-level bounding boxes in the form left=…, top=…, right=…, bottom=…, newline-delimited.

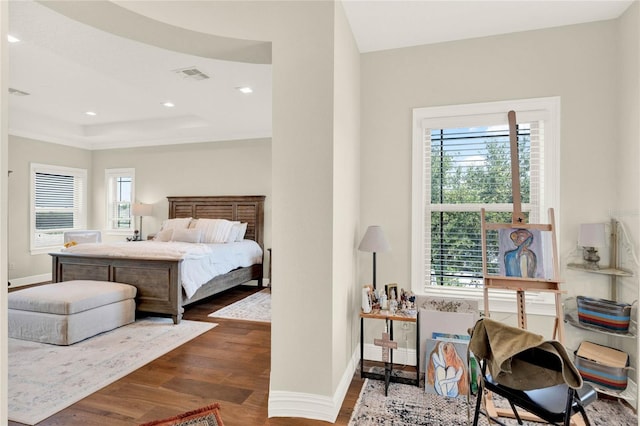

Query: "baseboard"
left=8, top=273, right=52, bottom=288
left=268, top=348, right=359, bottom=422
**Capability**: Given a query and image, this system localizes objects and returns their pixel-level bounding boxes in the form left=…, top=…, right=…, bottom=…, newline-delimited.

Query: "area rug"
left=208, top=289, right=271, bottom=322
left=139, top=402, right=224, bottom=426
left=9, top=317, right=216, bottom=425
left=349, top=372, right=638, bottom=425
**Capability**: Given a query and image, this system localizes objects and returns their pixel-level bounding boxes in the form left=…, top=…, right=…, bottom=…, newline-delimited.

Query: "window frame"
left=411, top=97, right=561, bottom=315
left=105, top=168, right=135, bottom=235
left=30, top=163, right=88, bottom=254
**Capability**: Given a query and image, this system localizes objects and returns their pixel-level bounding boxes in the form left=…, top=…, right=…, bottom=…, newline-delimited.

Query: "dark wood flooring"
left=8, top=285, right=365, bottom=425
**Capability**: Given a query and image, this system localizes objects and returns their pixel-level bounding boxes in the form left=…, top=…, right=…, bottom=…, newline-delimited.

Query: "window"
left=411, top=98, right=560, bottom=312
left=31, top=163, right=87, bottom=253
left=105, top=168, right=135, bottom=233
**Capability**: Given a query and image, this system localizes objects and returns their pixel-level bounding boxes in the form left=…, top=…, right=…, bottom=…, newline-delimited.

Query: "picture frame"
left=385, top=283, right=398, bottom=301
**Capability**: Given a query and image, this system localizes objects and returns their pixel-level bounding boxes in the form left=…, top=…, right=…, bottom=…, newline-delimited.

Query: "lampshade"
left=132, top=203, right=153, bottom=217
left=358, top=226, right=391, bottom=253
left=578, top=223, right=607, bottom=247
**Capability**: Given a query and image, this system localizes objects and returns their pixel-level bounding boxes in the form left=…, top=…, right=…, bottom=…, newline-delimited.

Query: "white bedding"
left=61, top=240, right=263, bottom=299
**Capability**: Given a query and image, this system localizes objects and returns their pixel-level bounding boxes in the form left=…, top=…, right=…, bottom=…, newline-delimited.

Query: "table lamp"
left=132, top=203, right=153, bottom=240
left=578, top=223, right=607, bottom=270
left=358, top=225, right=391, bottom=290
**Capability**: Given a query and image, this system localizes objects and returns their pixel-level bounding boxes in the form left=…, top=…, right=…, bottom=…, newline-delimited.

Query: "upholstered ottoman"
left=8, top=280, right=137, bottom=345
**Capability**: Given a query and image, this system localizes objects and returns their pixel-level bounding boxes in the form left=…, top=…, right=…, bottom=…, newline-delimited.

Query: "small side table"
left=360, top=309, right=420, bottom=395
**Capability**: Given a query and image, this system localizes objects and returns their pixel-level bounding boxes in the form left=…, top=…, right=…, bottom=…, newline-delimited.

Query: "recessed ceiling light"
left=85, top=111, right=97, bottom=116
left=237, top=86, right=253, bottom=94
left=162, top=101, right=175, bottom=108
left=7, top=35, right=20, bottom=43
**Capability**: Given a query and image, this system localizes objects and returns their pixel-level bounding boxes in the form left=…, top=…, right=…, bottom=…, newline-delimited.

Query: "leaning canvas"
left=416, top=297, right=479, bottom=375
left=425, top=338, right=469, bottom=399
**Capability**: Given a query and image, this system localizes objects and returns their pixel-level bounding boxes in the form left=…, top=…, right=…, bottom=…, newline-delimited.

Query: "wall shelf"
left=567, top=263, right=632, bottom=277
left=563, top=298, right=636, bottom=339
left=565, top=218, right=638, bottom=410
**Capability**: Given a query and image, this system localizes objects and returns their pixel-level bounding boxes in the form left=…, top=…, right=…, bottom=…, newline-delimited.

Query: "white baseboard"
left=268, top=348, right=359, bottom=422
left=8, top=273, right=52, bottom=288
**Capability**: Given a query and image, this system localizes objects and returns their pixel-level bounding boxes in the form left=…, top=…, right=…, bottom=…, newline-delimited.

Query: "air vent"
left=9, top=87, right=30, bottom=96
left=173, top=67, right=210, bottom=81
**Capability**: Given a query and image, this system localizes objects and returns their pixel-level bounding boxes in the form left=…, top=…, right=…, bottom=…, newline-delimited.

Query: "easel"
left=480, top=111, right=583, bottom=425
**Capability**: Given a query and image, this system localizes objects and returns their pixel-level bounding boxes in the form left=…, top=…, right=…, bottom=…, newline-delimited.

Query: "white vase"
left=379, top=292, right=388, bottom=310
left=362, top=287, right=372, bottom=313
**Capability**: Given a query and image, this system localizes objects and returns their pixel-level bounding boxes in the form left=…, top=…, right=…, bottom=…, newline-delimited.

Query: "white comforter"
left=61, top=240, right=263, bottom=299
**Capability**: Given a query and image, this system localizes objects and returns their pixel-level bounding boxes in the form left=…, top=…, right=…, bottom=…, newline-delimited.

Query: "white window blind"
left=31, top=163, right=87, bottom=251
left=425, top=122, right=541, bottom=287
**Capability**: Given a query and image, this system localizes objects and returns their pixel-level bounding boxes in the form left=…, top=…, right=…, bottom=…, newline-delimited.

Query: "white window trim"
left=104, top=168, right=135, bottom=236
left=411, top=97, right=561, bottom=315
left=30, top=163, right=88, bottom=255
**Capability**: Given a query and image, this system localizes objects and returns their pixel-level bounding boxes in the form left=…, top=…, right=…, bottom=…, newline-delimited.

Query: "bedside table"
left=360, top=309, right=420, bottom=395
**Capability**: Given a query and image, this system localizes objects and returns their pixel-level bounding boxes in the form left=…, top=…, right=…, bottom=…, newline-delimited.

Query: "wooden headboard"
left=167, top=196, right=265, bottom=248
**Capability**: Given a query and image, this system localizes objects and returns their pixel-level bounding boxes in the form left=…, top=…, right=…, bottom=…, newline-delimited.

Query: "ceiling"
left=342, top=0, right=634, bottom=53
left=8, top=0, right=634, bottom=150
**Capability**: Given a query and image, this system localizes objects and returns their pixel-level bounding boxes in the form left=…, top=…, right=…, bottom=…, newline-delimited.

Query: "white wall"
left=612, top=0, right=640, bottom=379
left=100, top=1, right=360, bottom=421
left=91, top=139, right=272, bottom=246
left=360, top=20, right=626, bottom=343
left=7, top=137, right=271, bottom=283
left=331, top=0, right=361, bottom=396
left=0, top=2, right=8, bottom=423
left=7, top=135, right=92, bottom=282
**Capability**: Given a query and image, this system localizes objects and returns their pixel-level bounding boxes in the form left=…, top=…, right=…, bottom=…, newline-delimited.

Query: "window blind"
left=425, top=122, right=541, bottom=289
left=32, top=165, right=87, bottom=249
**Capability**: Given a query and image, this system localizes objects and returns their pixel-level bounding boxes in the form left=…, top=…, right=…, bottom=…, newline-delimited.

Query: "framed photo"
left=385, top=283, right=398, bottom=301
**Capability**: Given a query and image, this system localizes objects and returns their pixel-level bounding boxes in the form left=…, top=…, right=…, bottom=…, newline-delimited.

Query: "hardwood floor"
left=8, top=285, right=365, bottom=425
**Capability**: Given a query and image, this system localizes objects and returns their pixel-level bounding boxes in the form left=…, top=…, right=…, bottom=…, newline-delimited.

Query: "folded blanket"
left=469, top=318, right=582, bottom=390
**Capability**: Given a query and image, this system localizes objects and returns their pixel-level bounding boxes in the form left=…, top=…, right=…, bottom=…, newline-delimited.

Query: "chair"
left=63, top=230, right=102, bottom=244
left=469, top=318, right=597, bottom=426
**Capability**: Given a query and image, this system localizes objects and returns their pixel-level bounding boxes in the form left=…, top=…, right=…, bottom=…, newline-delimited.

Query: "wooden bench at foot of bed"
left=51, top=254, right=262, bottom=324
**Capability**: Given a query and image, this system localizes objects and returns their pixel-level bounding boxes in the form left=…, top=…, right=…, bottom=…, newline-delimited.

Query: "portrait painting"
left=497, top=228, right=546, bottom=279
left=425, top=338, right=469, bottom=399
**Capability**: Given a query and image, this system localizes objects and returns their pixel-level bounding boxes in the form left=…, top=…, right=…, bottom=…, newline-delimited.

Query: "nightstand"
left=360, top=309, right=420, bottom=395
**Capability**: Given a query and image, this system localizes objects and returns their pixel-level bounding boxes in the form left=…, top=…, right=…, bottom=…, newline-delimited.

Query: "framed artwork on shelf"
left=385, top=283, right=398, bottom=301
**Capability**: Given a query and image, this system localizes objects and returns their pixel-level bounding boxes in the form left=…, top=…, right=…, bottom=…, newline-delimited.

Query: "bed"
left=50, top=195, right=265, bottom=324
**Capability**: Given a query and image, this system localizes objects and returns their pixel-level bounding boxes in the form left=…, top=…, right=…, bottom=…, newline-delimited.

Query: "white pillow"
left=195, top=218, right=234, bottom=243
left=226, top=221, right=242, bottom=243
left=160, top=217, right=192, bottom=231
left=154, top=228, right=174, bottom=242
left=235, top=222, right=248, bottom=241
left=170, top=228, right=202, bottom=243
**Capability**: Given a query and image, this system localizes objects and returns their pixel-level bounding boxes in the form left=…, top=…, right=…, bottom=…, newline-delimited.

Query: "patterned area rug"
left=349, top=372, right=638, bottom=425
left=139, top=403, right=224, bottom=426
left=9, top=317, right=216, bottom=425
left=208, top=289, right=271, bottom=322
